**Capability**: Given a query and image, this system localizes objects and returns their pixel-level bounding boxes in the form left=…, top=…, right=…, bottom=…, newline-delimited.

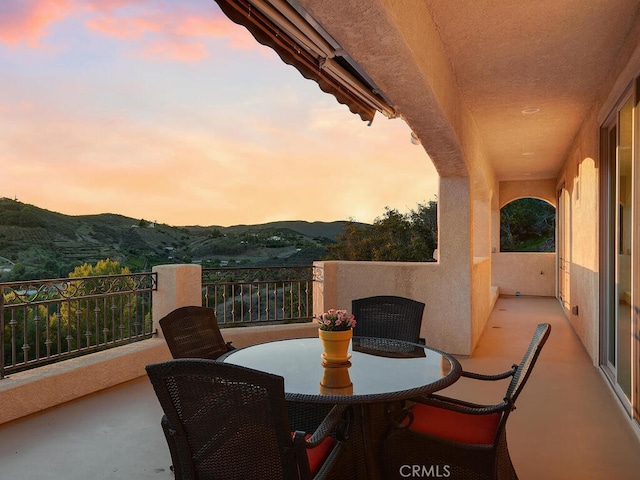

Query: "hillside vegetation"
left=1, top=196, right=554, bottom=282
left=0, top=198, right=351, bottom=281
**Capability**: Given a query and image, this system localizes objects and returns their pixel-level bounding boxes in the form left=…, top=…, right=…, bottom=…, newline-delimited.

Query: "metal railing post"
left=1, top=289, right=5, bottom=379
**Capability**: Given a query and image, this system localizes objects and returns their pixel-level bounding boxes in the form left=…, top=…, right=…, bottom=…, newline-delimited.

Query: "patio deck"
left=0, top=296, right=638, bottom=479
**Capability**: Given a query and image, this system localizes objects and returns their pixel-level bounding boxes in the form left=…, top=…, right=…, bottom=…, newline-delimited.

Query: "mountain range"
left=0, top=197, right=359, bottom=281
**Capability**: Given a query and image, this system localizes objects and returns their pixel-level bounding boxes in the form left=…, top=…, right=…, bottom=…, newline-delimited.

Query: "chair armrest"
left=292, top=406, right=349, bottom=480
left=296, top=404, right=350, bottom=448
left=461, top=364, right=517, bottom=381
left=225, top=341, right=235, bottom=351
left=292, top=405, right=349, bottom=480
left=413, top=394, right=510, bottom=416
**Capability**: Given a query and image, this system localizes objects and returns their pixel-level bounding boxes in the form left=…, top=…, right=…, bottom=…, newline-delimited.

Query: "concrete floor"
left=0, top=296, right=638, bottom=479
left=0, top=377, right=171, bottom=480
left=445, top=296, right=640, bottom=480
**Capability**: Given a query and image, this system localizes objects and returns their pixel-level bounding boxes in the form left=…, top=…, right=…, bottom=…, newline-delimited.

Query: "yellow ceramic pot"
left=318, top=328, right=353, bottom=365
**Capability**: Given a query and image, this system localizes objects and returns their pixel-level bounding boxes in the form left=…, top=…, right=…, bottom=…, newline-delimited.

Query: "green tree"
left=500, top=198, right=555, bottom=252
left=9, top=263, right=26, bottom=281
left=325, top=201, right=438, bottom=261
left=61, top=259, right=138, bottom=350
left=69, top=258, right=131, bottom=277
left=2, top=290, right=51, bottom=366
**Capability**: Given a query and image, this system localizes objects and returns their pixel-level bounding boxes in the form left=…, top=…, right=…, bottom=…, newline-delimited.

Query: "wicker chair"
left=146, top=359, right=348, bottom=480
left=351, top=295, right=425, bottom=344
left=384, top=323, right=551, bottom=480
left=159, top=306, right=234, bottom=360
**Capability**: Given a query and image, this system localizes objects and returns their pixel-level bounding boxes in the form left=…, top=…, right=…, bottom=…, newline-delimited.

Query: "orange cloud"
left=0, top=0, right=72, bottom=47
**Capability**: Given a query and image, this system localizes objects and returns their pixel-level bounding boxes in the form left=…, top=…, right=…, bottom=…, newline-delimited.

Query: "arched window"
left=500, top=198, right=555, bottom=252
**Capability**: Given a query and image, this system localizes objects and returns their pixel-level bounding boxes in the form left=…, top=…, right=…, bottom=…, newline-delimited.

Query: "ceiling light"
left=522, top=152, right=535, bottom=156
left=522, top=108, right=539, bottom=114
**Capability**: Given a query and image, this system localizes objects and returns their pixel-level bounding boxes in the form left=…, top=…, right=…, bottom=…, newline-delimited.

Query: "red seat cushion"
left=409, top=403, right=501, bottom=445
left=292, top=433, right=336, bottom=477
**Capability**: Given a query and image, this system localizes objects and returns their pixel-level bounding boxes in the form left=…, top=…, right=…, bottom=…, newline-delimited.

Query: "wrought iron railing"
left=1, top=273, right=157, bottom=379
left=202, top=266, right=316, bottom=326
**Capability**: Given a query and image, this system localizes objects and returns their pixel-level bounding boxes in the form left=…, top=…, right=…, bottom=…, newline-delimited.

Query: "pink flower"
left=315, top=309, right=357, bottom=331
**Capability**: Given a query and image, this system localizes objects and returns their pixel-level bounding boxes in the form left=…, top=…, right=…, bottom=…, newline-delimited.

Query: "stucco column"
left=435, top=177, right=473, bottom=353
left=152, top=264, right=202, bottom=337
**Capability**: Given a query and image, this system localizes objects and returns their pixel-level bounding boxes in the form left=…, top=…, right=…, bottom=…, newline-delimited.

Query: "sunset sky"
left=0, top=0, right=438, bottom=227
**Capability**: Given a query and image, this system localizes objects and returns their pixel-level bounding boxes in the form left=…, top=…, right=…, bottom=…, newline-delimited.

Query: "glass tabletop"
left=220, top=336, right=461, bottom=403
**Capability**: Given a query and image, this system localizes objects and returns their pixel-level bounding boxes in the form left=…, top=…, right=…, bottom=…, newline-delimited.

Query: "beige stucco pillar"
left=152, top=264, right=202, bottom=337
left=435, top=177, right=473, bottom=353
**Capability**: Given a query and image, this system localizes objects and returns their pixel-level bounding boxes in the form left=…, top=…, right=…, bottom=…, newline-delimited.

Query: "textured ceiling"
left=422, top=0, right=640, bottom=180
left=293, top=0, right=640, bottom=181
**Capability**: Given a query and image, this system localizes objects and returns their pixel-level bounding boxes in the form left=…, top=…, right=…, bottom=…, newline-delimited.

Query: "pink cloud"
left=85, top=16, right=159, bottom=40
left=83, top=0, right=148, bottom=13
left=0, top=0, right=268, bottom=61
left=0, top=0, right=73, bottom=47
left=83, top=1, right=266, bottom=62
left=173, top=16, right=259, bottom=50
left=140, top=39, right=208, bottom=62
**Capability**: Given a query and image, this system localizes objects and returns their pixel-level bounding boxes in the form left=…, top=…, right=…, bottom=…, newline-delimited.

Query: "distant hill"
left=0, top=198, right=364, bottom=281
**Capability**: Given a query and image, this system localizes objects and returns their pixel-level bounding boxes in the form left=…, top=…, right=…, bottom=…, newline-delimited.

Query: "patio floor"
left=0, top=296, right=638, bottom=479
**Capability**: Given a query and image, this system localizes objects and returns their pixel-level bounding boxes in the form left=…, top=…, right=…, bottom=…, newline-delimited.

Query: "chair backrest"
left=159, top=306, right=231, bottom=360
left=506, top=323, right=551, bottom=405
left=351, top=295, right=425, bottom=343
left=146, top=359, right=299, bottom=480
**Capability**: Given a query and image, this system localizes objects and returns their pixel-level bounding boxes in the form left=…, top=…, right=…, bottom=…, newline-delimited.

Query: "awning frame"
left=214, top=0, right=398, bottom=123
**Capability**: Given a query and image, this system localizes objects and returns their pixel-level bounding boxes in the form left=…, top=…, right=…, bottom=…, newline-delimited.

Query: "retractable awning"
left=213, top=0, right=397, bottom=124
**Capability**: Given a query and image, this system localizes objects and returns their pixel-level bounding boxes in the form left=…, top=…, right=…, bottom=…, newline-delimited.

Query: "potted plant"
left=316, top=309, right=356, bottom=365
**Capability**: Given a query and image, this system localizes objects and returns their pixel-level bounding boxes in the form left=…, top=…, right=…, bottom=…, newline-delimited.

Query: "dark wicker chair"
left=146, top=359, right=348, bottom=480
left=159, top=306, right=234, bottom=360
left=351, top=295, right=425, bottom=344
left=384, top=323, right=551, bottom=480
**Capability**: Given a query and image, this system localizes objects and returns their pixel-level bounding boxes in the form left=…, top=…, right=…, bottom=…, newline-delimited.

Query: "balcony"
left=1, top=295, right=638, bottom=479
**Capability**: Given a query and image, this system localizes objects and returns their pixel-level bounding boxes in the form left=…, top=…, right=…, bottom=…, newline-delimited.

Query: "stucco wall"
left=314, top=260, right=473, bottom=355
left=492, top=252, right=556, bottom=297
left=472, top=257, right=498, bottom=351
left=0, top=322, right=319, bottom=426
left=556, top=19, right=640, bottom=363
left=499, top=179, right=557, bottom=208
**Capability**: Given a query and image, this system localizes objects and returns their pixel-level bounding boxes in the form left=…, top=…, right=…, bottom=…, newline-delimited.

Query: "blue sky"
left=0, top=0, right=438, bottom=226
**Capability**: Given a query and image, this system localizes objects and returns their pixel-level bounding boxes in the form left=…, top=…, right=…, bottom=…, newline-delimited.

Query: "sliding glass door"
left=601, top=91, right=634, bottom=405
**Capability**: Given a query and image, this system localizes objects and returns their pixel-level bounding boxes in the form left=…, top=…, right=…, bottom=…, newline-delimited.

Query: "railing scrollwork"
left=1, top=273, right=157, bottom=379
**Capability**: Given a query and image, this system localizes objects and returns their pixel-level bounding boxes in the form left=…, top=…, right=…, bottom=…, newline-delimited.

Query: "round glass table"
left=220, top=336, right=461, bottom=480
left=220, top=336, right=461, bottom=403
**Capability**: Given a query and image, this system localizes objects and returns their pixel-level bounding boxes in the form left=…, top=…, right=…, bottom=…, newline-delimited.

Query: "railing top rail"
left=1, top=271, right=157, bottom=287
left=1, top=272, right=157, bottom=306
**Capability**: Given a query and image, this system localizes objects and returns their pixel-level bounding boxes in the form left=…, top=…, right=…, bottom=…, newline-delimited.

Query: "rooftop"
left=1, top=296, right=638, bottom=479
